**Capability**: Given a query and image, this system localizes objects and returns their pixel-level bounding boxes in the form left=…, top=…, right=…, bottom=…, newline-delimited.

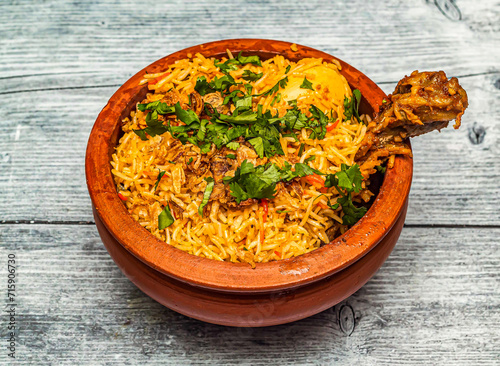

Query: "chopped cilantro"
left=137, top=101, right=176, bottom=115
left=133, top=109, right=169, bottom=140
left=300, top=77, right=314, bottom=90
left=194, top=74, right=237, bottom=96
left=187, top=157, right=194, bottom=165
left=198, top=177, right=215, bottom=216
left=255, top=76, right=288, bottom=97
left=270, top=93, right=281, bottom=107
left=174, top=102, right=200, bottom=125
left=158, top=204, right=175, bottom=229
left=324, top=164, right=367, bottom=225
left=214, top=52, right=262, bottom=74
left=154, top=170, right=166, bottom=191
left=226, top=154, right=236, bottom=159
left=226, top=141, right=240, bottom=150
left=343, top=89, right=362, bottom=122
left=376, top=165, right=386, bottom=173
left=223, top=160, right=323, bottom=203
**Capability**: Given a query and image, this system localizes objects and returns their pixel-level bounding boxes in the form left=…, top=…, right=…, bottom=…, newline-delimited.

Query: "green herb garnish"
left=255, top=76, right=289, bottom=97
left=214, top=52, right=262, bottom=74
left=324, top=164, right=367, bottom=225
left=343, top=89, right=362, bottom=122
left=300, top=77, right=314, bottom=90
left=158, top=204, right=175, bottom=229
left=154, top=170, right=166, bottom=191
left=198, top=177, right=215, bottom=216
left=241, top=70, right=264, bottom=81
left=222, top=160, right=323, bottom=203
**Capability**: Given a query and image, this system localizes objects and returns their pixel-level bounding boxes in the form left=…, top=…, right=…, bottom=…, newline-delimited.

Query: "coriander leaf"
left=223, top=90, right=245, bottom=105
left=236, top=52, right=262, bottom=66
left=154, top=169, right=166, bottom=191
left=214, top=58, right=240, bottom=73
left=198, top=177, right=215, bottom=216
left=248, top=137, right=265, bottom=158
left=228, top=182, right=249, bottom=203
left=174, top=102, right=200, bottom=125
left=133, top=129, right=148, bottom=140
left=194, top=76, right=214, bottom=96
left=270, top=93, right=281, bottom=106
left=210, top=74, right=237, bottom=91
left=285, top=65, right=291, bottom=73
left=300, top=77, right=314, bottom=90
left=323, top=164, right=366, bottom=225
left=338, top=195, right=367, bottom=225
left=226, top=154, right=236, bottom=159
left=226, top=141, right=240, bottom=150
left=304, top=156, right=315, bottom=163
left=187, top=157, right=194, bottom=165
left=376, top=165, right=386, bottom=173
left=133, top=109, right=169, bottom=140
left=158, top=204, right=175, bottom=229
left=293, top=163, right=323, bottom=178
left=353, top=89, right=361, bottom=118
left=328, top=202, right=340, bottom=210
left=242, top=70, right=263, bottom=81
left=343, top=89, right=362, bottom=122
left=224, top=160, right=326, bottom=203
left=196, top=119, right=208, bottom=141
left=336, top=164, right=363, bottom=193
left=217, top=110, right=258, bottom=124
left=255, top=76, right=288, bottom=97
left=324, top=174, right=339, bottom=188
left=235, top=95, right=252, bottom=109
left=198, top=141, right=212, bottom=154
left=224, top=160, right=277, bottom=203
left=138, top=101, right=175, bottom=115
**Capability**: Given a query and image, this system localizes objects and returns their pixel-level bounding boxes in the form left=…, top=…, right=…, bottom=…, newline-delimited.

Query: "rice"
left=111, top=52, right=372, bottom=265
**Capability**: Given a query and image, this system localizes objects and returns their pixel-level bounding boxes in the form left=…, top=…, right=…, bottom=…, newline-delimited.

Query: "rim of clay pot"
left=86, top=39, right=413, bottom=293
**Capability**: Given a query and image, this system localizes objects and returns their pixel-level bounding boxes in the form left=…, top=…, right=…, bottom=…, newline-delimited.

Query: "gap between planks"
left=0, top=70, right=497, bottom=95
left=1, top=220, right=499, bottom=229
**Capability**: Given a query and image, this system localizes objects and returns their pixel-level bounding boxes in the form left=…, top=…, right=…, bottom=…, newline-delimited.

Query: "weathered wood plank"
left=0, top=73, right=498, bottom=224
left=0, top=0, right=498, bottom=92
left=1, top=225, right=498, bottom=365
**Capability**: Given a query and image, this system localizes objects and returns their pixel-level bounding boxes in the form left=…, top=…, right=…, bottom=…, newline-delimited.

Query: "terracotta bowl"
left=86, top=39, right=413, bottom=326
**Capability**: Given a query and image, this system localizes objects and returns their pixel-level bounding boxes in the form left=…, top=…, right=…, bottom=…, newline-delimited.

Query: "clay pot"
left=86, top=39, right=412, bottom=326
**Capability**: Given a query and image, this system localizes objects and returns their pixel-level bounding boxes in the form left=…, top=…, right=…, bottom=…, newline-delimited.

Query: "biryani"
left=111, top=50, right=444, bottom=266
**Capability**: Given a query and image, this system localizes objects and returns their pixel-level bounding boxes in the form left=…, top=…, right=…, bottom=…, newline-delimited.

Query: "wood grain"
left=1, top=225, right=498, bottom=365
left=0, top=73, right=498, bottom=224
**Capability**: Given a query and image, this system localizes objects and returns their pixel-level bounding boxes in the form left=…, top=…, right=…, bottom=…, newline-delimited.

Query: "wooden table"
left=1, top=0, right=498, bottom=364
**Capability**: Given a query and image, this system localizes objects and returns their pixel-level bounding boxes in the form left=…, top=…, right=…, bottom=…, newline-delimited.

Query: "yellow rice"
left=111, top=52, right=372, bottom=265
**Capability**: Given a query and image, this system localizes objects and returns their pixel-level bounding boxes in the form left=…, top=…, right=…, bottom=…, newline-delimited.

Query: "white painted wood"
left=1, top=225, right=498, bottom=365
